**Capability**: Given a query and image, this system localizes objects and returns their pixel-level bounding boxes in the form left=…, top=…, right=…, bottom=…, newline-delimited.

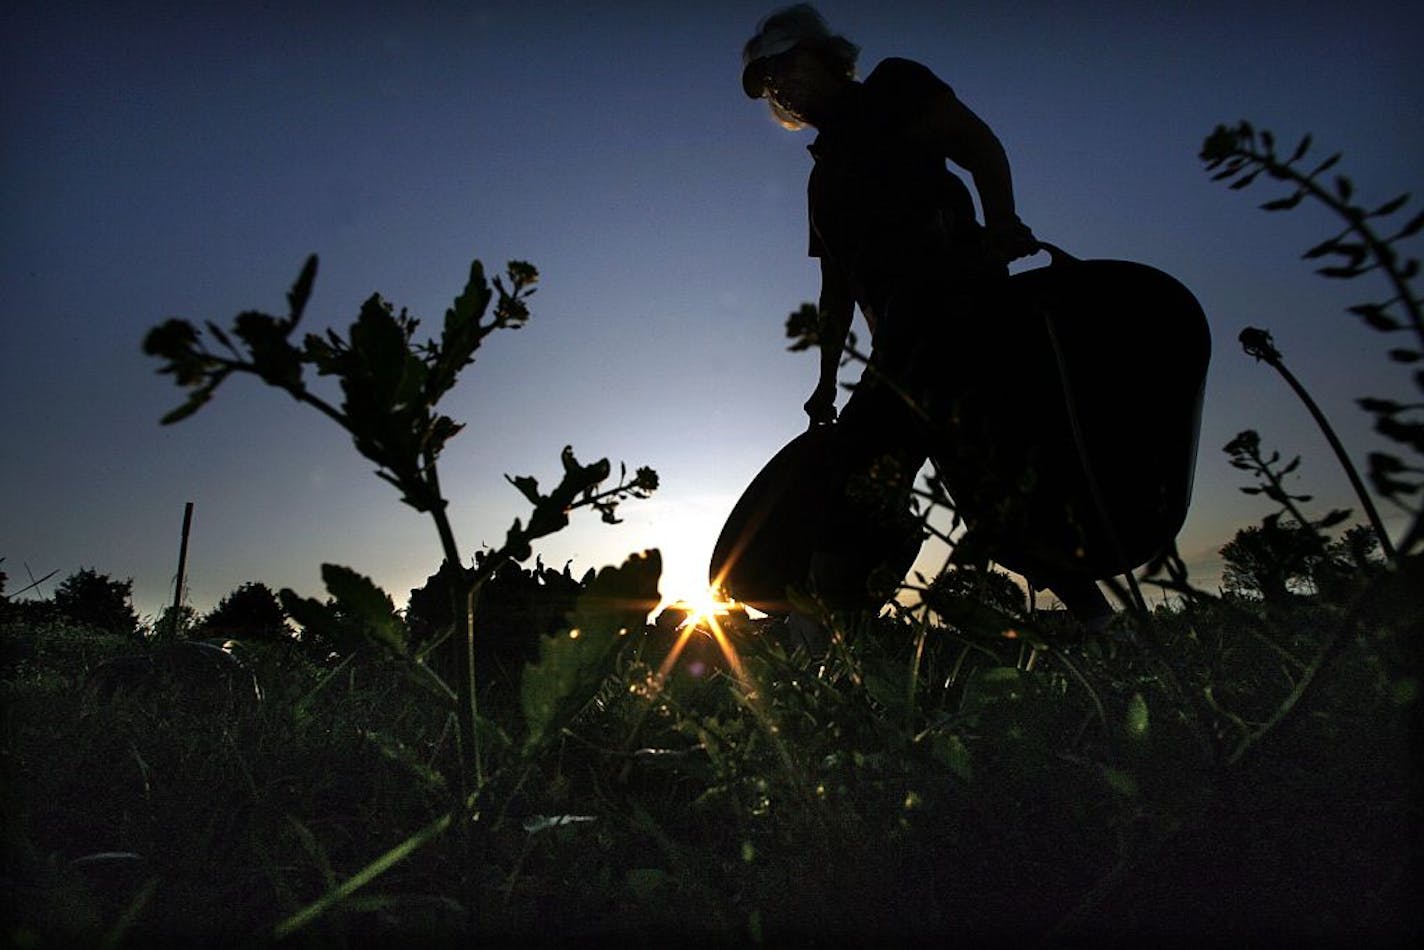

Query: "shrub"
left=52, top=568, right=140, bottom=639
left=200, top=581, right=290, bottom=641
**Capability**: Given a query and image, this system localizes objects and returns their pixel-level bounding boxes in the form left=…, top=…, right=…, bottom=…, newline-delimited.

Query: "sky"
left=3, top=1, right=1421, bottom=622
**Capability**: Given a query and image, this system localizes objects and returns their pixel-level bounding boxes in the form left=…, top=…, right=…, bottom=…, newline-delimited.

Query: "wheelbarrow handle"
left=1036, top=241, right=1081, bottom=267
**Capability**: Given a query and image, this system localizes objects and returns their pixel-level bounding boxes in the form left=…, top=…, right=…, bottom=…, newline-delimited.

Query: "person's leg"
left=1044, top=575, right=1113, bottom=628
left=808, top=360, right=926, bottom=611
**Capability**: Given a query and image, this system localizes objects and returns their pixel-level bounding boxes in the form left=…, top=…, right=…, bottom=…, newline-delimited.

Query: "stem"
left=1044, top=645, right=1107, bottom=729
left=1261, top=355, right=1398, bottom=560
left=218, top=355, right=352, bottom=431
left=423, top=457, right=484, bottom=796
left=273, top=808, right=455, bottom=940
left=1224, top=620, right=1351, bottom=768
left=288, top=389, right=349, bottom=431
left=1236, top=433, right=1321, bottom=535
left=907, top=619, right=927, bottom=736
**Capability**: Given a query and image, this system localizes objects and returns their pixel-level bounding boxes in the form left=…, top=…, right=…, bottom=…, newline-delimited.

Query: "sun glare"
left=657, top=586, right=747, bottom=683
left=674, top=586, right=734, bottom=631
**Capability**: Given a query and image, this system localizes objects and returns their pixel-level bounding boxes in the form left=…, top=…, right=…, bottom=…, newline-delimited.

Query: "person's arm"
left=909, top=87, right=1039, bottom=262
left=804, top=257, right=855, bottom=425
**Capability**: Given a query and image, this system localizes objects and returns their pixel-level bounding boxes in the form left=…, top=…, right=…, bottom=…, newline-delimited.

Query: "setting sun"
left=672, top=586, right=736, bottom=631
left=657, top=586, right=747, bottom=682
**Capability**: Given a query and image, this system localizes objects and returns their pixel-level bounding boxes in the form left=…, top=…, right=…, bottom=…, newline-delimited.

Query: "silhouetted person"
left=742, top=5, right=1113, bottom=621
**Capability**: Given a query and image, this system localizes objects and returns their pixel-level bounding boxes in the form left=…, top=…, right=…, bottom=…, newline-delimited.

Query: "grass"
left=3, top=579, right=1419, bottom=945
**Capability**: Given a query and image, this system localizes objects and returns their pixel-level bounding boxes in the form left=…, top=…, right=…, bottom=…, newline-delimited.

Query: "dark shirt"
left=807, top=58, right=984, bottom=331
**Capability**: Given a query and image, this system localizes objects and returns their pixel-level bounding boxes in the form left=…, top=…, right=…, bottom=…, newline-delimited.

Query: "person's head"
left=742, top=4, right=858, bottom=129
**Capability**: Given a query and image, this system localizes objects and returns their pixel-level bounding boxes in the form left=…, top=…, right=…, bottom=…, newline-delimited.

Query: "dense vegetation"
left=2, top=123, right=1419, bottom=945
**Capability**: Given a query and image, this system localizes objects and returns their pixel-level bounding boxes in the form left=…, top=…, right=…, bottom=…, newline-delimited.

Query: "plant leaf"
left=1316, top=265, right=1364, bottom=279
left=1229, top=169, right=1262, bottom=190
left=1394, top=208, right=1424, bottom=240
left=287, top=255, right=319, bottom=326
left=321, top=564, right=407, bottom=654
left=280, top=588, right=348, bottom=650
left=1370, top=193, right=1410, bottom=218
left=447, top=259, right=492, bottom=329
left=521, top=550, right=661, bottom=752
left=1260, top=192, right=1302, bottom=212
left=1348, top=304, right=1401, bottom=330
left=159, top=383, right=220, bottom=425
left=506, top=473, right=543, bottom=506
left=1126, top=692, right=1150, bottom=740
left=1310, top=152, right=1341, bottom=177
left=1317, top=509, right=1352, bottom=530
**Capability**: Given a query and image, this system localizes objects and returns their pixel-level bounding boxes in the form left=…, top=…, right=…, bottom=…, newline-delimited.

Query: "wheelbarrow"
left=709, top=245, right=1210, bottom=617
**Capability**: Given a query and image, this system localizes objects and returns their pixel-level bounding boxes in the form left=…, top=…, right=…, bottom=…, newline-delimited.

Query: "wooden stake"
left=169, top=502, right=194, bottom=638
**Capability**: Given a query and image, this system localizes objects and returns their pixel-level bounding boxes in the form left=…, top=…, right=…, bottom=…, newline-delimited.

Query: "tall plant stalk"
left=144, top=255, right=658, bottom=799
left=1202, top=122, right=1423, bottom=556
left=1238, top=328, right=1396, bottom=559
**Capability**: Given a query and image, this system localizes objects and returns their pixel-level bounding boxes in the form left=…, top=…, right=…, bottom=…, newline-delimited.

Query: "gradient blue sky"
left=3, top=1, right=1420, bottom=620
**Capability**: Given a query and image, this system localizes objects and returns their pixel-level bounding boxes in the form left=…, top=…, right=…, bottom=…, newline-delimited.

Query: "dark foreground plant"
left=143, top=255, right=661, bottom=933
left=1202, top=122, right=1423, bottom=555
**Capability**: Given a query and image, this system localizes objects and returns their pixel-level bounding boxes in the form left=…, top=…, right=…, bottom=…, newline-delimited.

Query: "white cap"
left=741, top=4, right=838, bottom=98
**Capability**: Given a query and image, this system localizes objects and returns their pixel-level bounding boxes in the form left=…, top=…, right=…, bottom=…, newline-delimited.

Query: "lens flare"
left=657, top=586, right=747, bottom=683
left=677, top=587, right=733, bottom=630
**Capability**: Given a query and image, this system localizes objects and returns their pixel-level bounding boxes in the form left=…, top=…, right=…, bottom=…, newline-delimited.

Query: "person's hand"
left=804, top=381, right=837, bottom=426
left=985, top=216, right=1040, bottom=263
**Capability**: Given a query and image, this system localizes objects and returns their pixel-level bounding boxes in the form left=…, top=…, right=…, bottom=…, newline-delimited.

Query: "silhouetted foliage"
left=1220, top=519, right=1322, bottom=603
left=201, top=581, right=290, bottom=641
left=279, top=568, right=407, bottom=661
left=1223, top=429, right=1351, bottom=532
left=1237, top=328, right=1396, bottom=558
left=152, top=603, right=201, bottom=639
left=1203, top=122, right=1423, bottom=554
left=145, top=254, right=660, bottom=798
left=406, top=555, right=591, bottom=691
left=1217, top=429, right=1373, bottom=603
left=143, top=255, right=538, bottom=513
left=922, top=564, right=1026, bottom=620
left=52, top=568, right=139, bottom=638
left=1309, top=523, right=1385, bottom=600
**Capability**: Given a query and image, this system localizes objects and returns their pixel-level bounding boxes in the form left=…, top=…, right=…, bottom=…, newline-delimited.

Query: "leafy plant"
left=53, top=568, right=141, bottom=639
left=1201, top=122, right=1423, bottom=555
left=201, top=580, right=290, bottom=641
left=150, top=603, right=200, bottom=639
left=1223, top=428, right=1351, bottom=537
left=1219, top=519, right=1325, bottom=603
left=1236, top=328, right=1396, bottom=558
left=406, top=555, right=593, bottom=698
left=143, top=254, right=660, bottom=930
left=519, top=550, right=661, bottom=751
